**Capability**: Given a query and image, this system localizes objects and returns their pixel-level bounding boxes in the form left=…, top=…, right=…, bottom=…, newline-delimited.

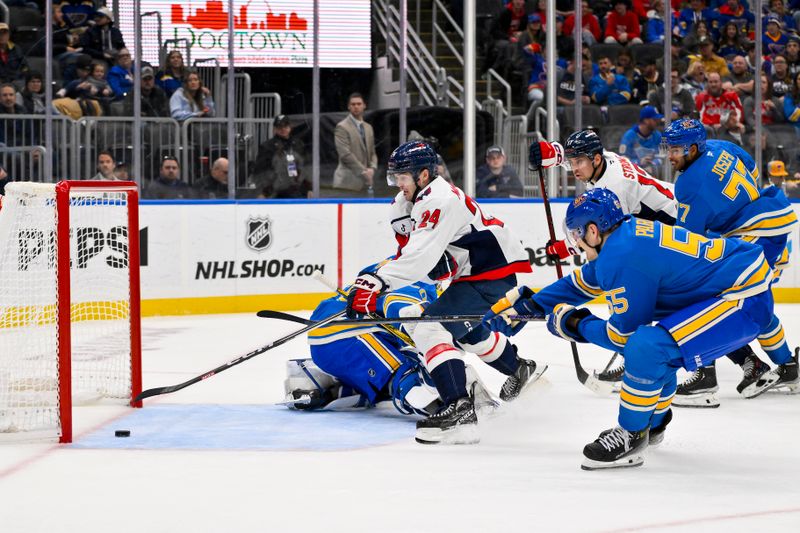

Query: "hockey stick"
left=256, top=309, right=544, bottom=326
left=134, top=309, right=347, bottom=402
left=535, top=166, right=615, bottom=396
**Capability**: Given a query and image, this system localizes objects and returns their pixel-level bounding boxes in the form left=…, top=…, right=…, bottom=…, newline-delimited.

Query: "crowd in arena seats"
left=478, top=0, right=800, bottom=180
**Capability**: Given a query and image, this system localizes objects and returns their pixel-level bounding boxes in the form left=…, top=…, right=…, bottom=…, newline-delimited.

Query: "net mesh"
left=0, top=183, right=133, bottom=438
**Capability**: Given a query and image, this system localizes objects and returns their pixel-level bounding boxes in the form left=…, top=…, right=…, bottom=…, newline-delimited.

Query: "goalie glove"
left=547, top=304, right=593, bottom=343
left=346, top=273, right=386, bottom=318
left=482, top=286, right=545, bottom=337
left=529, top=141, right=565, bottom=170
left=545, top=239, right=578, bottom=261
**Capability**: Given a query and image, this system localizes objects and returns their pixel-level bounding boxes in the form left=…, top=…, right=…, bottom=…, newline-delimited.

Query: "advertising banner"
left=118, top=1, right=371, bottom=68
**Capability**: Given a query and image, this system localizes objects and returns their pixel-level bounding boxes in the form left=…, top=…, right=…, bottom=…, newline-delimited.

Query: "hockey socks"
left=430, top=358, right=468, bottom=406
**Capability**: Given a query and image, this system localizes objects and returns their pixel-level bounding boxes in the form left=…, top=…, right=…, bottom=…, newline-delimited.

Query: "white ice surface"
left=1, top=305, right=799, bottom=533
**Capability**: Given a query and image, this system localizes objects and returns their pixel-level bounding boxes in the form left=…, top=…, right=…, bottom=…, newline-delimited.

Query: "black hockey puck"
left=115, top=430, right=131, bottom=438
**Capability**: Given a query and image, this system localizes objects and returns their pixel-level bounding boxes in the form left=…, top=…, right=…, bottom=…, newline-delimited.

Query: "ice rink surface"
left=2, top=305, right=799, bottom=533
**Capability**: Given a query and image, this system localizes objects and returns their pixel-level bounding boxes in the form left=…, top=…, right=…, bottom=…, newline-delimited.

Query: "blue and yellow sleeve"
left=533, top=263, right=602, bottom=313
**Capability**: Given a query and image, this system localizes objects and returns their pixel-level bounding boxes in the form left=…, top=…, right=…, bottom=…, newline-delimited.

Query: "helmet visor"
left=387, top=170, right=414, bottom=187
left=563, top=218, right=584, bottom=249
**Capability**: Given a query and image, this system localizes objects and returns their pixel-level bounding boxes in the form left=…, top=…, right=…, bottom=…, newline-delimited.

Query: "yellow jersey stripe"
left=361, top=334, right=401, bottom=371
left=607, top=323, right=631, bottom=348
left=721, top=258, right=772, bottom=298
left=758, top=326, right=785, bottom=349
left=571, top=269, right=603, bottom=298
left=724, top=209, right=798, bottom=237
left=620, top=390, right=660, bottom=407
left=670, top=299, right=739, bottom=344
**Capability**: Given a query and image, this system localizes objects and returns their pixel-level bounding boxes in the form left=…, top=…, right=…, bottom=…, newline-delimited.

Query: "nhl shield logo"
left=246, top=217, right=272, bottom=252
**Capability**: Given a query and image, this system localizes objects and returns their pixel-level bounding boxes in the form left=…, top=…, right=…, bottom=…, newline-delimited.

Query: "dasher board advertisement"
left=118, top=1, right=371, bottom=68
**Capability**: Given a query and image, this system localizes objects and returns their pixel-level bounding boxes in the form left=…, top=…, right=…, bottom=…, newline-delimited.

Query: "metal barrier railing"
left=0, top=114, right=77, bottom=181
left=482, top=98, right=505, bottom=147
left=219, top=73, right=252, bottom=118
left=0, top=145, right=47, bottom=182
left=162, top=38, right=191, bottom=70
left=484, top=68, right=512, bottom=119
left=249, top=93, right=282, bottom=120
left=194, top=58, right=222, bottom=109
left=141, top=11, right=163, bottom=66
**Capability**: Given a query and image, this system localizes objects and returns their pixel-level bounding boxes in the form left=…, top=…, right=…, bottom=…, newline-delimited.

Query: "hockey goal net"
left=0, top=181, right=142, bottom=443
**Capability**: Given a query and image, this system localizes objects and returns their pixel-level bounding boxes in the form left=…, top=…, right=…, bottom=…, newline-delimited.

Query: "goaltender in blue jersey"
left=663, top=119, right=798, bottom=403
left=283, top=265, right=443, bottom=416
left=483, top=188, right=786, bottom=470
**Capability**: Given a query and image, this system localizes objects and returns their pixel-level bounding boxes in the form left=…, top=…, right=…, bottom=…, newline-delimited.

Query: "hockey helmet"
left=663, top=118, right=707, bottom=156
left=564, top=130, right=604, bottom=160
left=564, top=188, right=625, bottom=246
left=386, top=141, right=438, bottom=186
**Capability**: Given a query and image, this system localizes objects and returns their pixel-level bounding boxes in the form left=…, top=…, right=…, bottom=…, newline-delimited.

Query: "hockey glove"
left=346, top=273, right=386, bottom=318
left=547, top=304, right=592, bottom=343
left=545, top=239, right=578, bottom=261
left=528, top=141, right=564, bottom=170
left=427, top=251, right=458, bottom=281
left=482, top=286, right=545, bottom=337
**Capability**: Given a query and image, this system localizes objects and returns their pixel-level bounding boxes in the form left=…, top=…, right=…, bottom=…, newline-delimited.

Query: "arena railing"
left=0, top=145, right=46, bottom=182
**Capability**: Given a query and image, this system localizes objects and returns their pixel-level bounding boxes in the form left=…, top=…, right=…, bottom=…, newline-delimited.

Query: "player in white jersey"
left=531, top=130, right=677, bottom=260
left=346, top=141, right=546, bottom=445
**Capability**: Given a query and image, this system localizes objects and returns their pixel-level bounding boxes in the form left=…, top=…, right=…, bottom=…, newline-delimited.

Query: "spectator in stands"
left=53, top=4, right=83, bottom=72
left=145, top=156, right=193, bottom=199
left=123, top=66, right=169, bottom=117
left=476, top=145, right=523, bottom=198
left=522, top=42, right=546, bottom=104
left=619, top=105, right=664, bottom=176
left=87, top=62, right=114, bottom=113
left=785, top=37, right=800, bottom=77
left=615, top=49, right=636, bottom=85
left=197, top=157, right=229, bottom=198
left=724, top=55, right=754, bottom=98
left=743, top=74, right=784, bottom=128
left=770, top=54, right=792, bottom=96
left=768, top=160, right=800, bottom=198
left=604, top=0, right=642, bottom=46
left=0, top=83, right=34, bottom=148
left=645, top=0, right=673, bottom=44
left=682, top=60, right=707, bottom=98
left=716, top=107, right=747, bottom=143
left=683, top=19, right=712, bottom=55
left=553, top=15, right=575, bottom=60
left=557, top=58, right=592, bottom=106
left=764, top=16, right=789, bottom=57
left=512, top=14, right=546, bottom=81
left=717, top=21, right=748, bottom=60
left=157, top=51, right=187, bottom=98
left=589, top=55, right=632, bottom=105
left=79, top=7, right=125, bottom=63
left=717, top=0, right=754, bottom=38
left=53, top=55, right=94, bottom=119
left=19, top=71, right=45, bottom=115
left=114, top=162, right=130, bottom=181
left=485, top=0, right=529, bottom=76
left=333, top=93, right=377, bottom=193
left=689, top=36, right=731, bottom=77
left=170, top=70, right=215, bottom=121
left=648, top=68, right=697, bottom=119
left=563, top=1, right=601, bottom=45
left=252, top=114, right=310, bottom=199
left=631, top=59, right=661, bottom=103
left=769, top=0, right=795, bottom=31
left=782, top=70, right=800, bottom=136
left=107, top=48, right=133, bottom=102
left=678, top=0, right=718, bottom=38
left=93, top=151, right=117, bottom=180
left=0, top=23, right=28, bottom=84
left=696, top=71, right=744, bottom=133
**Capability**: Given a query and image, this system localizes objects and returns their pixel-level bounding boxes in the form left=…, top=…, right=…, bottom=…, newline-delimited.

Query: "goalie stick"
left=536, top=166, right=615, bottom=396
left=133, top=309, right=347, bottom=402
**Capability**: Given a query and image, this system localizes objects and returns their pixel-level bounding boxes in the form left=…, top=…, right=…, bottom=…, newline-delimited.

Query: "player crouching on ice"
left=484, top=188, right=780, bottom=470
left=345, top=141, right=546, bottom=445
left=283, top=265, right=447, bottom=416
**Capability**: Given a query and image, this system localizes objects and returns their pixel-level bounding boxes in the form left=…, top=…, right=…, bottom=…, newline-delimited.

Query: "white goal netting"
left=0, top=182, right=135, bottom=440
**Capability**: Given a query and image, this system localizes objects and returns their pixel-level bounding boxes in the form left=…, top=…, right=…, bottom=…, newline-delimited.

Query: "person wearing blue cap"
left=618, top=106, right=664, bottom=177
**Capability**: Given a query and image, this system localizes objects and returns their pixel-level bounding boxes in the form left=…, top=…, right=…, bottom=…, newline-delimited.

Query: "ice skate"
left=596, top=356, right=624, bottom=393
left=744, top=348, right=799, bottom=398
left=499, top=356, right=547, bottom=401
left=673, top=365, right=720, bottom=408
left=648, top=409, right=672, bottom=447
left=736, top=354, right=771, bottom=396
left=581, top=426, right=649, bottom=470
left=415, top=396, right=479, bottom=445
left=466, top=366, right=501, bottom=419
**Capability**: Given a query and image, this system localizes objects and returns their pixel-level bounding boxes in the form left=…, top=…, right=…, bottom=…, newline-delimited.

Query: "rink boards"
left=138, top=199, right=800, bottom=315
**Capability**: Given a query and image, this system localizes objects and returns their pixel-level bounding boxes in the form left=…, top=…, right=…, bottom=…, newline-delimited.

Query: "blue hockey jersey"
left=674, top=140, right=797, bottom=238
left=532, top=217, right=773, bottom=353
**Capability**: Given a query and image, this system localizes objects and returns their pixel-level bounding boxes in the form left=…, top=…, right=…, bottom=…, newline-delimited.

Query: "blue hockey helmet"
left=386, top=141, right=438, bottom=186
left=663, top=118, right=707, bottom=156
left=564, top=130, right=604, bottom=160
left=564, top=188, right=625, bottom=246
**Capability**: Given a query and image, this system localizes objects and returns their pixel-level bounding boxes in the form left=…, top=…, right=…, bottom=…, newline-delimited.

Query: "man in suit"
left=333, top=92, right=378, bottom=192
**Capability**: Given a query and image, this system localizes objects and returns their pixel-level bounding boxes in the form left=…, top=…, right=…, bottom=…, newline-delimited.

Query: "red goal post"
left=0, top=181, right=142, bottom=443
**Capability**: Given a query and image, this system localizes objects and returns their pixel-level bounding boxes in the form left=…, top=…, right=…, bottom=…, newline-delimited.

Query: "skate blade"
left=585, top=372, right=619, bottom=396
left=672, top=392, right=720, bottom=408
left=518, top=363, right=548, bottom=397
left=741, top=373, right=782, bottom=399
left=767, top=381, right=800, bottom=395
left=415, top=424, right=480, bottom=445
left=581, top=454, right=645, bottom=471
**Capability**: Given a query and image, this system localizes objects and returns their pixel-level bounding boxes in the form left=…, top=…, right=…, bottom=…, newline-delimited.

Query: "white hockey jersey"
left=378, top=178, right=532, bottom=291
left=551, top=142, right=677, bottom=222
